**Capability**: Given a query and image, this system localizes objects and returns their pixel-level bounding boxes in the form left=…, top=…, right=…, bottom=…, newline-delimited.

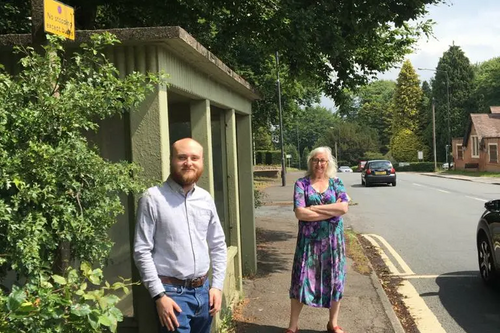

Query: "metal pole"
left=296, top=123, right=301, bottom=170
left=275, top=51, right=286, bottom=186
left=446, top=71, right=451, bottom=154
left=432, top=99, right=437, bottom=171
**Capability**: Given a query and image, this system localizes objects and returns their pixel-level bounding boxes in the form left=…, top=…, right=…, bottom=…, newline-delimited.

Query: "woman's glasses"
left=312, top=158, right=328, bottom=164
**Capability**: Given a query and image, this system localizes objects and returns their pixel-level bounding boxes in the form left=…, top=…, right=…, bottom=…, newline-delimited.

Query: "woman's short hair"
left=305, top=146, right=338, bottom=178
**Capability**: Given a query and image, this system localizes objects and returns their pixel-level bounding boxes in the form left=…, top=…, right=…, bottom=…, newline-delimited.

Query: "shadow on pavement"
left=434, top=271, right=500, bottom=333
left=235, top=322, right=323, bottom=333
left=255, top=227, right=295, bottom=277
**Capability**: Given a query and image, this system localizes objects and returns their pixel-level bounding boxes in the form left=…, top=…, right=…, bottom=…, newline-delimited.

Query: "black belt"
left=159, top=274, right=208, bottom=288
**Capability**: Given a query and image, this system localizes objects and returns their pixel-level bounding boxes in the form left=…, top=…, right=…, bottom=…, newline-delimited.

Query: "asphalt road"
left=338, top=172, right=500, bottom=333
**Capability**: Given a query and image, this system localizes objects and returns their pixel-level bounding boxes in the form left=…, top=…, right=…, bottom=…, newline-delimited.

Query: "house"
left=453, top=106, right=500, bottom=172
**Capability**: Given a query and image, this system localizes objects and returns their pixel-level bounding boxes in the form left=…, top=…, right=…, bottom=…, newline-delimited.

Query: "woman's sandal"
left=285, top=329, right=298, bottom=333
left=326, top=324, right=345, bottom=333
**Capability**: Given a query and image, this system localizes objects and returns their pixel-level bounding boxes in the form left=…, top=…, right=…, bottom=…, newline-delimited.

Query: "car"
left=338, top=166, right=353, bottom=173
left=361, top=160, right=396, bottom=187
left=476, top=199, right=500, bottom=286
left=442, top=162, right=454, bottom=170
left=357, top=160, right=367, bottom=172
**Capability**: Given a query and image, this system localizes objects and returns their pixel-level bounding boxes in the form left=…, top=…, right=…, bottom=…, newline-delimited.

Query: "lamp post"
left=296, top=122, right=301, bottom=170
left=418, top=67, right=451, bottom=166
left=275, top=51, right=286, bottom=186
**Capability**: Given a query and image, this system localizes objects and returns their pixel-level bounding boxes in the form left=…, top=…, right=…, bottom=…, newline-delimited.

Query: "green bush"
left=394, top=162, right=435, bottom=172
left=255, top=150, right=281, bottom=165
left=0, top=34, right=163, bottom=332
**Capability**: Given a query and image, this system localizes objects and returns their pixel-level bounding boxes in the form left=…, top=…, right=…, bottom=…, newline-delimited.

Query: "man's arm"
left=206, top=200, right=227, bottom=315
left=133, top=194, right=164, bottom=298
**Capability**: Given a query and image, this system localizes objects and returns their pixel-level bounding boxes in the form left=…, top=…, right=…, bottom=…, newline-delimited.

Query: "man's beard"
left=170, top=165, right=203, bottom=186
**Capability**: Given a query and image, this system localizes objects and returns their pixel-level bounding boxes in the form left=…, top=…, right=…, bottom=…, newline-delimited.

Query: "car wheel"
left=392, top=181, right=397, bottom=187
left=478, top=234, right=497, bottom=286
left=365, top=180, right=370, bottom=187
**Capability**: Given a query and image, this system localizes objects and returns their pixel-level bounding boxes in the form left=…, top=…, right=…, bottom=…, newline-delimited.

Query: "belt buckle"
left=191, top=276, right=201, bottom=287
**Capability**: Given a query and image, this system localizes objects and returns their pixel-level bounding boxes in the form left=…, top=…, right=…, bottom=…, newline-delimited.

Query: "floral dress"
left=289, top=176, right=348, bottom=308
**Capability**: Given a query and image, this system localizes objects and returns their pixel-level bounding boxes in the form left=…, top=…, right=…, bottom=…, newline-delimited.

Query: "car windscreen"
left=369, top=161, right=392, bottom=169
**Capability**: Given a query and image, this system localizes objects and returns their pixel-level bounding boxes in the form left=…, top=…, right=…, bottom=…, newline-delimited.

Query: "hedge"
left=255, top=150, right=282, bottom=165
left=394, top=162, right=435, bottom=172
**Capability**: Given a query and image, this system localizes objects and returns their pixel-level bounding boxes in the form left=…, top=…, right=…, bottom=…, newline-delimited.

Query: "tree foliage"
left=391, top=60, right=423, bottom=134
left=432, top=44, right=475, bottom=161
left=0, top=34, right=162, bottom=331
left=316, top=121, right=379, bottom=165
left=3, top=0, right=443, bottom=108
left=472, top=57, right=500, bottom=113
left=390, top=129, right=427, bottom=162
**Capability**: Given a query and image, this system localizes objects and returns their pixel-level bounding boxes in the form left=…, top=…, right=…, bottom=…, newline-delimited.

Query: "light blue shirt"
left=133, top=177, right=227, bottom=298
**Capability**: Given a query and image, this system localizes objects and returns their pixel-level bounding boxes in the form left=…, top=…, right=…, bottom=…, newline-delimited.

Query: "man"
left=134, top=138, right=227, bottom=333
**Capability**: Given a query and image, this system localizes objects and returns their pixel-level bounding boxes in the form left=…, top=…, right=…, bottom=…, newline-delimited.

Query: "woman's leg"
left=286, top=298, right=303, bottom=332
left=327, top=300, right=342, bottom=332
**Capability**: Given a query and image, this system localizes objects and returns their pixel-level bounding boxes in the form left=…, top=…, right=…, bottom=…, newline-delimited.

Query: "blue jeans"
left=159, top=279, right=212, bottom=333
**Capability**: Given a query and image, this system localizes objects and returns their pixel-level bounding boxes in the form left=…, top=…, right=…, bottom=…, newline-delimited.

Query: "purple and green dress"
left=290, top=176, right=348, bottom=308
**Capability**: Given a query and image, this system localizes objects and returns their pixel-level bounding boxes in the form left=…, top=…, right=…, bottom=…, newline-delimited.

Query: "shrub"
left=394, top=162, right=435, bottom=172
left=0, top=34, right=163, bottom=332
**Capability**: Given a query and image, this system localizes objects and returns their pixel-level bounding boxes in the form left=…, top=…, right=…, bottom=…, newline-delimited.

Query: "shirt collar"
left=166, top=176, right=196, bottom=195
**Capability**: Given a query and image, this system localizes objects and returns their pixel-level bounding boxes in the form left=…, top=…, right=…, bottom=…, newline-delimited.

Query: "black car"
left=477, top=199, right=500, bottom=285
left=361, top=160, right=396, bottom=187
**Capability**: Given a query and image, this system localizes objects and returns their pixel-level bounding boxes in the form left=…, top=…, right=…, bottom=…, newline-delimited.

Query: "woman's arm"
left=310, top=199, right=348, bottom=216
left=294, top=207, right=332, bottom=222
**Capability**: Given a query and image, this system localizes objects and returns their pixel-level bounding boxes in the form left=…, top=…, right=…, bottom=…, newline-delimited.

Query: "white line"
left=437, top=189, right=450, bottom=193
left=413, top=183, right=425, bottom=187
left=367, top=234, right=415, bottom=275
left=465, top=196, right=488, bottom=202
left=362, top=234, right=402, bottom=275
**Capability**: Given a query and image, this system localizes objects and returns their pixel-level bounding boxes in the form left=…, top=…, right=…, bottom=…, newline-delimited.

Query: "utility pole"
left=296, top=123, right=301, bottom=170
left=275, top=51, right=286, bottom=186
left=432, top=99, right=437, bottom=171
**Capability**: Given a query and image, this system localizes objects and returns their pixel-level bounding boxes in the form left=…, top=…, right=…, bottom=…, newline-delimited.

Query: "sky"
left=321, top=0, right=500, bottom=110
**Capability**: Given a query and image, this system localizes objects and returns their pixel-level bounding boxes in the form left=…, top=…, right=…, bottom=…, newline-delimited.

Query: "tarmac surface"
left=235, top=171, right=404, bottom=333
left=235, top=170, right=499, bottom=333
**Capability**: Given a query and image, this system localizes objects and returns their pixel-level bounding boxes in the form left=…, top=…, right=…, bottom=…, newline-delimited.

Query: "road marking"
left=465, top=196, right=488, bottom=202
left=363, top=234, right=402, bottom=275
left=404, top=274, right=477, bottom=279
left=361, top=234, right=446, bottom=333
left=413, top=183, right=425, bottom=187
left=366, top=234, right=415, bottom=275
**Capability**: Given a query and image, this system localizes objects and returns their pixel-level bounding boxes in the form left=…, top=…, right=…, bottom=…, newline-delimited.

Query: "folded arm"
left=310, top=199, right=348, bottom=216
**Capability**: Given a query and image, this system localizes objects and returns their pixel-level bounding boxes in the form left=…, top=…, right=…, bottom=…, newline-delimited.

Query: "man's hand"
left=209, top=288, right=222, bottom=316
left=156, top=295, right=182, bottom=331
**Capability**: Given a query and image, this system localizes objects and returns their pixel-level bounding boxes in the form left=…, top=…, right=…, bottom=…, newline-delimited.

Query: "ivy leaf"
left=52, top=275, right=67, bottom=285
left=70, top=304, right=91, bottom=317
left=7, top=288, right=26, bottom=311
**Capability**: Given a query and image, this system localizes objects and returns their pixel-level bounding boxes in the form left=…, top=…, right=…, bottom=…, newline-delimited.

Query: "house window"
left=489, top=144, right=498, bottom=163
left=457, top=144, right=463, bottom=160
left=471, top=136, right=479, bottom=158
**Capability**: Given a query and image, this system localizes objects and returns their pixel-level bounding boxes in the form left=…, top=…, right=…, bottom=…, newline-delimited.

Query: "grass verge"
left=345, top=228, right=371, bottom=275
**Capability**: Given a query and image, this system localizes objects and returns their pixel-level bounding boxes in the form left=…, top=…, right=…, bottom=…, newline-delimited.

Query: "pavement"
left=235, top=170, right=499, bottom=333
left=235, top=171, right=404, bottom=333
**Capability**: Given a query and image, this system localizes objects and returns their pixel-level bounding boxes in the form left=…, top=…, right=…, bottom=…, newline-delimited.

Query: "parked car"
left=361, top=160, right=396, bottom=187
left=357, top=160, right=367, bottom=172
left=476, top=199, right=500, bottom=285
left=338, top=166, right=353, bottom=173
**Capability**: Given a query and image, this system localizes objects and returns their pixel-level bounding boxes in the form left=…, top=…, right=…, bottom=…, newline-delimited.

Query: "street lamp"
left=418, top=67, right=451, bottom=166
left=275, top=51, right=286, bottom=186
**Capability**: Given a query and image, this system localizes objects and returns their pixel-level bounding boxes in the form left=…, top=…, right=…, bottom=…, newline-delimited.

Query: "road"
left=338, top=172, right=500, bottom=333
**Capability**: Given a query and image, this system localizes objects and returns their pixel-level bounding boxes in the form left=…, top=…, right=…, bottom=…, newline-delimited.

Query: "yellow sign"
left=44, top=0, right=75, bottom=40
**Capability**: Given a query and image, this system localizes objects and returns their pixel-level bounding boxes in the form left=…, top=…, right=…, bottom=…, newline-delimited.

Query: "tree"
left=285, top=105, right=337, bottom=152
left=3, top=0, right=443, bottom=112
left=0, top=34, right=161, bottom=332
left=432, top=44, right=475, bottom=161
left=316, top=121, right=379, bottom=166
left=390, top=129, right=428, bottom=162
left=391, top=60, right=423, bottom=134
left=420, top=81, right=434, bottom=160
left=472, top=57, right=500, bottom=113
left=355, top=80, right=396, bottom=154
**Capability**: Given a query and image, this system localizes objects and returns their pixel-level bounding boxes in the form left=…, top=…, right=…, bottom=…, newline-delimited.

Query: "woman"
left=285, top=146, right=349, bottom=333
